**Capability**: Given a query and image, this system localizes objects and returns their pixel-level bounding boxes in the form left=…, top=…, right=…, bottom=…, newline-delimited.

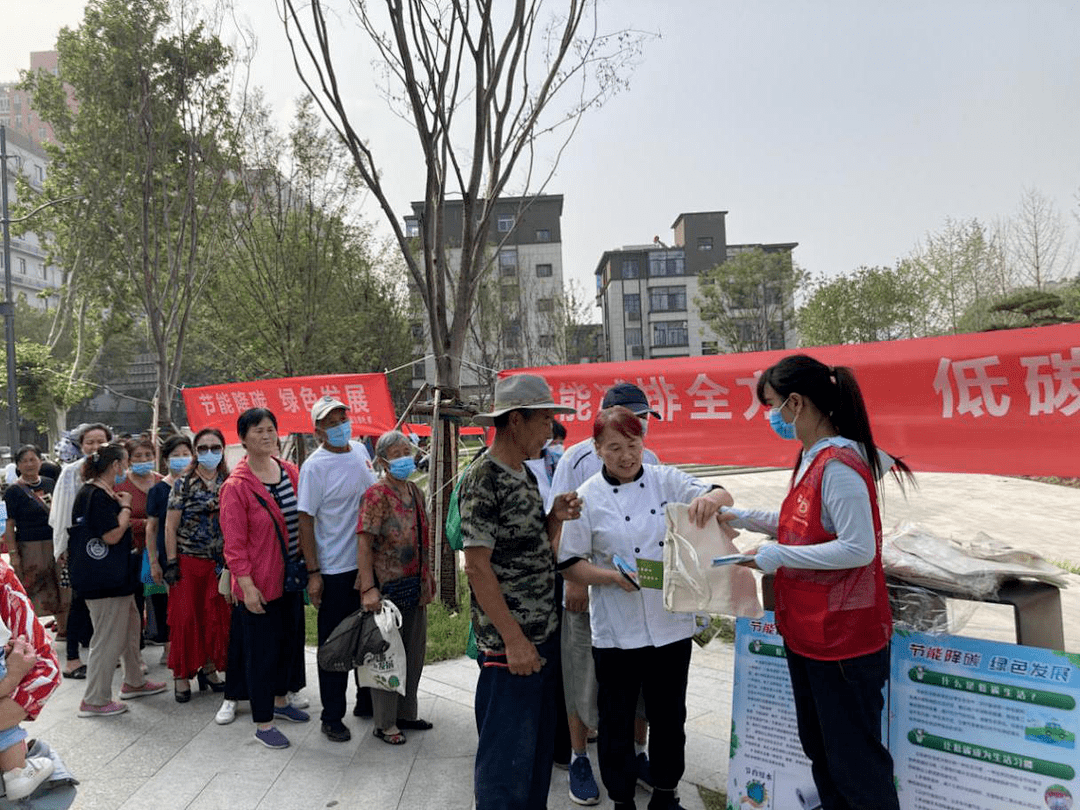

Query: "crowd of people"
left=0, top=353, right=906, bottom=810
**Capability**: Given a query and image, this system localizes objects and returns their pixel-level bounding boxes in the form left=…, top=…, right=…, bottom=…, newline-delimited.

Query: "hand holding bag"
left=355, top=599, right=407, bottom=695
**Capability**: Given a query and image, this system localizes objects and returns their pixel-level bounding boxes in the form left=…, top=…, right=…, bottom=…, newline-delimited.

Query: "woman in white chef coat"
left=557, top=406, right=732, bottom=810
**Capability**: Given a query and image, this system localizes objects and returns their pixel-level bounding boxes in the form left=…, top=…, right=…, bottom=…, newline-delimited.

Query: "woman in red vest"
left=720, top=354, right=913, bottom=810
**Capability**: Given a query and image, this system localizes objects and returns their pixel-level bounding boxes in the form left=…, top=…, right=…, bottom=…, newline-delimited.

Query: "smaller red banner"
left=182, top=373, right=397, bottom=444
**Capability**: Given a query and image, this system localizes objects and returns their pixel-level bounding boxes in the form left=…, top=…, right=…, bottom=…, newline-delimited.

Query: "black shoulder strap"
left=253, top=492, right=290, bottom=566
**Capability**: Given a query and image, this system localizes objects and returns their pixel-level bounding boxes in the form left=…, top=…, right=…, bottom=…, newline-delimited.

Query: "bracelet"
left=307, top=568, right=321, bottom=575
left=363, top=585, right=378, bottom=594
left=120, top=505, right=132, bottom=511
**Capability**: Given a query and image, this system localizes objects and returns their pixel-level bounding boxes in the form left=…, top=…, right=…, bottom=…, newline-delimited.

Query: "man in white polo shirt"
left=298, top=395, right=378, bottom=742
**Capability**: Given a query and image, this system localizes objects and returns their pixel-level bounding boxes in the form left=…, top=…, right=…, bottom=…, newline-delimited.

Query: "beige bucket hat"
left=472, top=373, right=576, bottom=426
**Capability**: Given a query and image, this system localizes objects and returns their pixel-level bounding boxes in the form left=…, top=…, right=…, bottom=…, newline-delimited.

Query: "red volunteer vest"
left=774, top=445, right=892, bottom=661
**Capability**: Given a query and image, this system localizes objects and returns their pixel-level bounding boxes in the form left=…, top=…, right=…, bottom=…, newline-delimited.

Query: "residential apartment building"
left=404, top=194, right=567, bottom=400
left=0, top=51, right=68, bottom=148
left=2, top=127, right=60, bottom=309
left=595, top=210, right=796, bottom=361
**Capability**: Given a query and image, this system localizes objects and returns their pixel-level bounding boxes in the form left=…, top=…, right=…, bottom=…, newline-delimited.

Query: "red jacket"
left=220, top=456, right=299, bottom=603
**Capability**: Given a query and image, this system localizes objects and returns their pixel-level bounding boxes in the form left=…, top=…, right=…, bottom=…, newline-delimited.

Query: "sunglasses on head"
left=196, top=444, right=223, bottom=454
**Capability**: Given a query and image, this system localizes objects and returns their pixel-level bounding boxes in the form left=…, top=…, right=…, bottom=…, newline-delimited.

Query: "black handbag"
left=253, top=492, right=308, bottom=593
left=316, top=608, right=389, bottom=672
left=68, top=491, right=132, bottom=594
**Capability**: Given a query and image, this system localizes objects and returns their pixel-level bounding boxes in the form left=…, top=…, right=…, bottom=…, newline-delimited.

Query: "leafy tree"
left=23, top=0, right=243, bottom=425
left=697, top=248, right=805, bottom=353
left=187, top=97, right=413, bottom=399
left=798, top=265, right=929, bottom=346
left=982, top=288, right=1077, bottom=330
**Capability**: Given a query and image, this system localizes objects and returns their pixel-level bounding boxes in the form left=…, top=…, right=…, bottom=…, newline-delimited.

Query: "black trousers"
left=234, top=590, right=306, bottom=724
left=786, top=645, right=899, bottom=810
left=315, top=570, right=367, bottom=724
left=592, top=638, right=692, bottom=804
left=553, top=573, right=571, bottom=764
left=65, top=592, right=93, bottom=662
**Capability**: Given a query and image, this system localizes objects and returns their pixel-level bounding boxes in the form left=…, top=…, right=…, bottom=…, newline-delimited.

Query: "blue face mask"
left=388, top=456, right=416, bottom=481
left=168, top=456, right=192, bottom=473
left=767, top=397, right=797, bottom=441
left=547, top=448, right=563, bottom=467
left=131, top=461, right=155, bottom=476
left=323, top=420, right=352, bottom=448
left=198, top=450, right=223, bottom=470
left=114, top=472, right=127, bottom=486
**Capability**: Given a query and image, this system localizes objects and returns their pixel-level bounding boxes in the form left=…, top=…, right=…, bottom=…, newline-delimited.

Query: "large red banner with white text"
left=509, top=324, right=1080, bottom=477
left=182, top=373, right=396, bottom=444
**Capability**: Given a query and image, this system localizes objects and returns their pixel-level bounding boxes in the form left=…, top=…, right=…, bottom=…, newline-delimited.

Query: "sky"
left=3, top=0, right=1079, bottom=312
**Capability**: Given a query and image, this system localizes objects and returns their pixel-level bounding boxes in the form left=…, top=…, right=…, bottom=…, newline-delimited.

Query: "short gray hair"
left=375, top=430, right=413, bottom=460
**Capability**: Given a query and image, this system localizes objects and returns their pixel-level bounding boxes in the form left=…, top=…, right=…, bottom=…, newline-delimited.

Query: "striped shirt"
left=266, top=470, right=300, bottom=559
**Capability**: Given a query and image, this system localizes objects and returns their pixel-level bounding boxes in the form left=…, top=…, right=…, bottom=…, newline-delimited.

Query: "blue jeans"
left=474, top=636, right=559, bottom=810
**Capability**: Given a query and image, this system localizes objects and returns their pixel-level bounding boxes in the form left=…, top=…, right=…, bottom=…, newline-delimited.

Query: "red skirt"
left=166, top=555, right=230, bottom=678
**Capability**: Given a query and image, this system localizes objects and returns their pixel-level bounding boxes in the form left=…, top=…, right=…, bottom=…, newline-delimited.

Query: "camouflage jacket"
left=459, top=454, right=557, bottom=652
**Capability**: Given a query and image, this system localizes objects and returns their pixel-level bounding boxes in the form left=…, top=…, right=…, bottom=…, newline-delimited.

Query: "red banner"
left=182, top=373, right=396, bottom=444
left=509, top=324, right=1080, bottom=477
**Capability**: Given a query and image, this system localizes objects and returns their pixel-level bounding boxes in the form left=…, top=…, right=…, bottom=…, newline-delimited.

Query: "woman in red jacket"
left=720, top=355, right=913, bottom=810
left=220, top=408, right=310, bottom=749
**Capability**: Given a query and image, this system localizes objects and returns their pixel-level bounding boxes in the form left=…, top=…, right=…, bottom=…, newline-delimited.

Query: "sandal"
left=396, top=718, right=433, bottom=730
left=63, top=665, right=87, bottom=680
left=373, top=728, right=407, bottom=745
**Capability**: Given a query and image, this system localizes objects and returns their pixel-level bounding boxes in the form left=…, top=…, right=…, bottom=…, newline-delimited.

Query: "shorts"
left=560, top=609, right=598, bottom=729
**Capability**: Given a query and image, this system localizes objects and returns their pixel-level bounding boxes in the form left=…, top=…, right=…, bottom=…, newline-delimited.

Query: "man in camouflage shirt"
left=460, top=374, right=580, bottom=810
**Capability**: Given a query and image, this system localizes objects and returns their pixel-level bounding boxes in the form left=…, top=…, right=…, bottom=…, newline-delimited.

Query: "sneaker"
left=120, top=680, right=166, bottom=699
left=215, top=699, right=237, bottom=725
left=3, top=756, right=55, bottom=800
left=568, top=756, right=601, bottom=805
left=287, top=691, right=310, bottom=709
left=321, top=720, right=352, bottom=742
left=254, top=726, right=290, bottom=749
left=273, top=704, right=310, bottom=723
left=635, top=752, right=653, bottom=792
left=78, top=700, right=128, bottom=717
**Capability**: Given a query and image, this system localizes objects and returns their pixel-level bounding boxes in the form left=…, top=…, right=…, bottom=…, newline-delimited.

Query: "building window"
left=701, top=340, right=719, bottom=355
left=648, top=285, right=686, bottom=312
left=0, top=98, right=8, bottom=113
left=39, top=263, right=47, bottom=279
left=625, top=328, right=642, bottom=346
left=536, top=263, right=553, bottom=278
left=538, top=334, right=555, bottom=348
left=653, top=320, right=688, bottom=347
left=33, top=165, right=44, bottom=183
left=623, top=293, right=640, bottom=321
left=697, top=236, right=713, bottom=251
left=38, top=127, right=46, bottom=142
left=14, top=114, right=20, bottom=127
left=410, top=322, right=424, bottom=341
left=504, top=355, right=522, bottom=368
left=505, top=319, right=522, bottom=348
left=648, top=250, right=685, bottom=277
left=412, top=361, right=426, bottom=379
left=535, top=229, right=550, bottom=242
left=500, top=283, right=519, bottom=302
left=499, top=247, right=518, bottom=276
left=622, top=259, right=640, bottom=279
left=17, top=258, right=26, bottom=275
left=497, top=214, right=514, bottom=233
left=405, top=218, right=420, bottom=238
left=537, top=297, right=554, bottom=313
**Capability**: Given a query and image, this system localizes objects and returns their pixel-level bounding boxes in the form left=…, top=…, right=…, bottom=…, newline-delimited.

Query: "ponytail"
left=81, top=442, right=126, bottom=481
left=757, top=355, right=915, bottom=497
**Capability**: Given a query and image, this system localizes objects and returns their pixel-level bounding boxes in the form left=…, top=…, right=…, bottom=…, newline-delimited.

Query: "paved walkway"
left=25, top=471, right=1080, bottom=809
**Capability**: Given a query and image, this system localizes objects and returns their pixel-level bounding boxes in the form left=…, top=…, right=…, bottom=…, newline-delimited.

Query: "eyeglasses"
left=196, top=445, right=223, bottom=454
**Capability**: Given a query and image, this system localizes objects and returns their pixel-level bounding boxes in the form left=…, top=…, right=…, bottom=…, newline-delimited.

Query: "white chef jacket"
left=558, top=463, right=710, bottom=649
